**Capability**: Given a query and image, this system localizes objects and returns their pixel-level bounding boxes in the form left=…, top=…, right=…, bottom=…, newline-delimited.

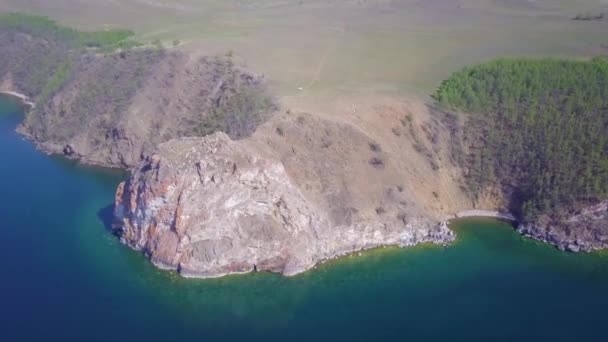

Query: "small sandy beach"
left=0, top=91, right=35, bottom=108
left=449, top=209, right=517, bottom=222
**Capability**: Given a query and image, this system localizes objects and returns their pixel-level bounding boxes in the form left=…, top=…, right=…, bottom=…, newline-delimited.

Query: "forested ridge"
left=434, top=58, right=608, bottom=220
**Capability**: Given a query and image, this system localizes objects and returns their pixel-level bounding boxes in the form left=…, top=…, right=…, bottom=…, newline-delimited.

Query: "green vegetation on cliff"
left=434, top=58, right=608, bottom=220
left=196, top=83, right=275, bottom=139
left=0, top=13, right=135, bottom=49
left=0, top=13, right=138, bottom=100
left=1, top=13, right=274, bottom=167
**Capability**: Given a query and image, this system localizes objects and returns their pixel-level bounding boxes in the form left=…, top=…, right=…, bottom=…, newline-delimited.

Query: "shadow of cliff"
left=98, top=204, right=119, bottom=236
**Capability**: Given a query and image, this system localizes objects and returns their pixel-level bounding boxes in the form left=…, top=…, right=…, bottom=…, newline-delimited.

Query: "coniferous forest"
left=434, top=58, right=608, bottom=220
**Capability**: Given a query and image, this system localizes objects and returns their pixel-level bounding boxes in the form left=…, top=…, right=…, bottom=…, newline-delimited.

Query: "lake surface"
left=1, top=95, right=607, bottom=341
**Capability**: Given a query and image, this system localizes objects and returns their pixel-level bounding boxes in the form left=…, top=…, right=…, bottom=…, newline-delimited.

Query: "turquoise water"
left=1, top=95, right=607, bottom=341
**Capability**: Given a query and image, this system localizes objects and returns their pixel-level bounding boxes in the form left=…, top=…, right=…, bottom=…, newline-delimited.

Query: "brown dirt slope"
left=251, top=95, right=478, bottom=223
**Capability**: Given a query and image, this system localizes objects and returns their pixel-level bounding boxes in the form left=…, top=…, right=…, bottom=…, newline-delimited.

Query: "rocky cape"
left=2, top=19, right=606, bottom=279
left=3, top=83, right=602, bottom=277
left=113, top=132, right=454, bottom=277
left=111, top=107, right=608, bottom=278
left=4, top=83, right=606, bottom=278
left=115, top=123, right=460, bottom=277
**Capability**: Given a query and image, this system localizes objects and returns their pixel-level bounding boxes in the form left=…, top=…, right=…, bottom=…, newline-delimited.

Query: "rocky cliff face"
left=113, top=132, right=454, bottom=278
left=517, top=201, right=608, bottom=252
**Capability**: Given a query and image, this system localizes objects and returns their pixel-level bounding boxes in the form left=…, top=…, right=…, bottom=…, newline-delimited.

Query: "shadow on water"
left=97, top=204, right=119, bottom=235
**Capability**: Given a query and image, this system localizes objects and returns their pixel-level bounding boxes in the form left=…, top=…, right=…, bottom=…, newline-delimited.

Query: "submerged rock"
left=113, top=132, right=454, bottom=278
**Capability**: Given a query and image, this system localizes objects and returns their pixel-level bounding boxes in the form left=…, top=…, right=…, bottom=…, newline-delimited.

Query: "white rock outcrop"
left=113, top=133, right=454, bottom=278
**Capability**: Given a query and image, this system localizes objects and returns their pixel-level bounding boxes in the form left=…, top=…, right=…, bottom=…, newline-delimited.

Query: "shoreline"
left=2, top=88, right=591, bottom=278
left=447, top=209, right=517, bottom=223
left=0, top=97, right=126, bottom=171
left=0, top=90, right=36, bottom=109
left=130, top=227, right=456, bottom=280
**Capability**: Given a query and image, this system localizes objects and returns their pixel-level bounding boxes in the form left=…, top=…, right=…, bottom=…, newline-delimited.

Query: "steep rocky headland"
left=113, top=131, right=454, bottom=277
left=112, top=106, right=469, bottom=277
left=2, top=14, right=607, bottom=279
left=110, top=58, right=608, bottom=277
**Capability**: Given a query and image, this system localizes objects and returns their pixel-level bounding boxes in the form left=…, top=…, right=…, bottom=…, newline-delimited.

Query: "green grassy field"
left=1, top=0, right=607, bottom=99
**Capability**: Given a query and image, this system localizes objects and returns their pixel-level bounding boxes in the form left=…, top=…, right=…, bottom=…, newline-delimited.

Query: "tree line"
left=434, top=58, right=608, bottom=220
left=0, top=13, right=135, bottom=50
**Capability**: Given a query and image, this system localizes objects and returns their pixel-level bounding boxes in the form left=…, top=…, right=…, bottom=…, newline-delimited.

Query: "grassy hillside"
left=2, top=0, right=607, bottom=100
left=434, top=58, right=608, bottom=220
left=0, top=13, right=135, bottom=49
left=1, top=13, right=275, bottom=167
left=0, top=13, right=138, bottom=100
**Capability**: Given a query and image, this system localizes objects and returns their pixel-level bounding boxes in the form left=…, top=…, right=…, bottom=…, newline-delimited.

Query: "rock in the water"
left=113, top=132, right=454, bottom=278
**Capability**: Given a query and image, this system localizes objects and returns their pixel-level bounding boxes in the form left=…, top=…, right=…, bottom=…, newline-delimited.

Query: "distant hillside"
left=434, top=58, right=608, bottom=222
left=0, top=13, right=275, bottom=167
left=0, top=13, right=136, bottom=98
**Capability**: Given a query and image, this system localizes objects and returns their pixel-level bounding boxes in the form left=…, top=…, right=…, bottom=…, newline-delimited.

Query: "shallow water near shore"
left=1, top=95, right=607, bottom=341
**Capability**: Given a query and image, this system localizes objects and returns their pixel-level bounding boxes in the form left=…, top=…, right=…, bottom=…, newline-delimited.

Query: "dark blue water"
left=1, top=95, right=607, bottom=341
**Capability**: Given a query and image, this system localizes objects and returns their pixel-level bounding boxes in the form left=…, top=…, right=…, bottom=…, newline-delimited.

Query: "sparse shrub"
left=430, top=160, right=439, bottom=171
left=152, top=39, right=163, bottom=49
left=401, top=113, right=413, bottom=127
left=214, top=85, right=275, bottom=139
left=369, top=142, right=382, bottom=152
left=422, top=122, right=439, bottom=145
left=369, top=157, right=384, bottom=169
left=572, top=12, right=605, bottom=21
left=196, top=63, right=276, bottom=140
